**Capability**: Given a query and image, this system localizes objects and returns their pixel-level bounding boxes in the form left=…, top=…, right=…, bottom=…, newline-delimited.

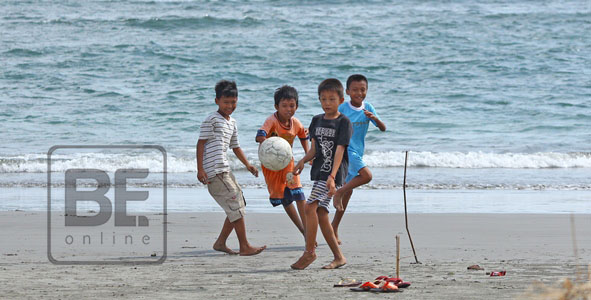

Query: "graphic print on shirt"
left=319, top=137, right=334, bottom=173
left=315, top=126, right=336, bottom=173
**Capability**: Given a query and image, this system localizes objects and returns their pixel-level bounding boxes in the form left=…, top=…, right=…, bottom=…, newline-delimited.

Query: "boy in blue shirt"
left=331, top=74, right=386, bottom=244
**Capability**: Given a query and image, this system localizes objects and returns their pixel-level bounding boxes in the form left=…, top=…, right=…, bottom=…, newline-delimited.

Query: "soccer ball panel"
left=258, top=137, right=293, bottom=171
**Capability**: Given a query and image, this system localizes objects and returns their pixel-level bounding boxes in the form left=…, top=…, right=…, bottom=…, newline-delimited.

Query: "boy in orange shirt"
left=256, top=85, right=309, bottom=238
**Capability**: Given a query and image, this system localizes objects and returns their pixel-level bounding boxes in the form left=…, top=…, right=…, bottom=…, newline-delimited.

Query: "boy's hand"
left=246, top=164, right=259, bottom=177
left=197, top=170, right=208, bottom=184
left=363, top=109, right=378, bottom=121
left=326, top=177, right=336, bottom=197
left=293, top=160, right=305, bottom=175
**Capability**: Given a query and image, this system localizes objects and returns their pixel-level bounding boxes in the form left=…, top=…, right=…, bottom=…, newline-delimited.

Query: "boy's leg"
left=304, top=202, right=319, bottom=252
left=334, top=167, right=372, bottom=203
left=213, top=172, right=267, bottom=255
left=332, top=167, right=372, bottom=242
left=213, top=217, right=238, bottom=255
left=295, top=200, right=306, bottom=233
left=290, top=201, right=319, bottom=269
left=232, top=217, right=266, bottom=256
left=282, top=188, right=305, bottom=235
left=283, top=203, right=305, bottom=235
left=331, top=190, right=352, bottom=245
left=318, top=208, right=346, bottom=269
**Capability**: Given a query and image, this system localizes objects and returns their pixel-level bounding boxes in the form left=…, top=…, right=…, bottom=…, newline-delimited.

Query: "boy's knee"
left=304, top=202, right=317, bottom=214
left=316, top=208, right=329, bottom=217
left=360, top=167, right=372, bottom=182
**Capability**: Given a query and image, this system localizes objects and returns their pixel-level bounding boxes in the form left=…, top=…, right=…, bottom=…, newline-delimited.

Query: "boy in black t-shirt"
left=290, top=78, right=353, bottom=270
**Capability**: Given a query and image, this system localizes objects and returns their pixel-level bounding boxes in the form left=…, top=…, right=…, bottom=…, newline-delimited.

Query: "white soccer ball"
left=258, top=137, right=293, bottom=171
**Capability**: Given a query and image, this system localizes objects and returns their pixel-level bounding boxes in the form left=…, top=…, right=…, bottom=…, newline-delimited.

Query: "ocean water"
left=1, top=0, right=590, bottom=211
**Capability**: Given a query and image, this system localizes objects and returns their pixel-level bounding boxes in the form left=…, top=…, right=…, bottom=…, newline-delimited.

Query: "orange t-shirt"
left=257, top=113, right=308, bottom=199
left=258, top=113, right=308, bottom=146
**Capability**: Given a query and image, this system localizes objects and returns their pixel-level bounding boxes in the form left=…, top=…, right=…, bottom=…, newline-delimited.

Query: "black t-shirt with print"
left=308, top=113, right=353, bottom=186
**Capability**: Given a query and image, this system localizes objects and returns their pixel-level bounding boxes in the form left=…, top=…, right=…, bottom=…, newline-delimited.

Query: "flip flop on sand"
left=350, top=281, right=379, bottom=292
left=378, top=276, right=412, bottom=288
left=467, top=264, right=485, bottom=270
left=370, top=281, right=401, bottom=293
left=333, top=278, right=362, bottom=287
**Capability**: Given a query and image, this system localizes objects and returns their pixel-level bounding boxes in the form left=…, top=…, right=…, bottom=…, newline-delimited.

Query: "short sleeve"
left=366, top=103, right=380, bottom=127
left=337, top=116, right=352, bottom=146
left=198, top=116, right=213, bottom=140
left=257, top=115, right=275, bottom=138
left=308, top=116, right=317, bottom=142
left=230, top=121, right=240, bottom=149
left=294, top=118, right=308, bottom=139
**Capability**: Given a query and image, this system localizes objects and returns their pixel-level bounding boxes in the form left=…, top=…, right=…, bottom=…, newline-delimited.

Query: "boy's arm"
left=364, top=110, right=386, bottom=131
left=256, top=116, right=274, bottom=143
left=300, top=137, right=313, bottom=165
left=374, top=118, right=386, bottom=131
left=232, top=147, right=258, bottom=177
left=196, top=139, right=208, bottom=184
left=326, top=145, right=346, bottom=198
left=196, top=117, right=214, bottom=184
left=298, top=126, right=311, bottom=164
left=293, top=139, right=316, bottom=175
left=299, top=138, right=309, bottom=154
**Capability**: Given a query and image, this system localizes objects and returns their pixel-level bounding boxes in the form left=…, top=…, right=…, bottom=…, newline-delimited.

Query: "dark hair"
left=215, top=80, right=238, bottom=99
left=274, top=85, right=299, bottom=107
left=346, top=74, right=368, bottom=90
left=317, top=78, right=344, bottom=98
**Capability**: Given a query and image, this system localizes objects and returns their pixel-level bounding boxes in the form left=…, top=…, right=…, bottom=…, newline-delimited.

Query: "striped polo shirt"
left=198, top=111, right=240, bottom=178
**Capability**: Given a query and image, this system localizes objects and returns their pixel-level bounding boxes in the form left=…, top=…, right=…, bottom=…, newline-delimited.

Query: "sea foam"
left=2, top=151, right=590, bottom=174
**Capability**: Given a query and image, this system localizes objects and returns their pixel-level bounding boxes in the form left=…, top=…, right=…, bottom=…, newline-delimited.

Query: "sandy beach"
left=1, top=211, right=589, bottom=299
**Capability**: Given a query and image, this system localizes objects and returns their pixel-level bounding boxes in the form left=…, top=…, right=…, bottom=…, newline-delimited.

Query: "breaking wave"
left=1, top=151, right=590, bottom=174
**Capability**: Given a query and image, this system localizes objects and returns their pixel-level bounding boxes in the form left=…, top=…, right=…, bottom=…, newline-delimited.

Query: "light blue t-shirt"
left=338, top=101, right=380, bottom=156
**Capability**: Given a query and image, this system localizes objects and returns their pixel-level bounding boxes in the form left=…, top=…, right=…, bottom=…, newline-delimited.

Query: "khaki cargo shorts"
left=207, top=172, right=245, bottom=222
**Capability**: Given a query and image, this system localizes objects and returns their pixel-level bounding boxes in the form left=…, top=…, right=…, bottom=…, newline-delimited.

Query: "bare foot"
left=290, top=251, right=317, bottom=270
left=239, top=245, right=266, bottom=256
left=213, top=243, right=239, bottom=255
left=337, top=238, right=342, bottom=245
left=321, top=258, right=346, bottom=269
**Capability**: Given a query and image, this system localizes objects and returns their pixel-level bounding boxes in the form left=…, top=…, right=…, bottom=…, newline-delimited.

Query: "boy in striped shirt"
left=197, top=80, right=266, bottom=256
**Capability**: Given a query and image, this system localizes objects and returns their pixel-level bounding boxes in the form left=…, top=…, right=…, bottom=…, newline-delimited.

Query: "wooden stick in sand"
left=571, top=214, right=582, bottom=282
left=396, top=235, right=400, bottom=278
left=403, top=151, right=420, bottom=264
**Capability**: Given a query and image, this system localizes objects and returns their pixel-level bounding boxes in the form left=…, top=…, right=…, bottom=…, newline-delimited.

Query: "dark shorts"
left=270, top=187, right=305, bottom=207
